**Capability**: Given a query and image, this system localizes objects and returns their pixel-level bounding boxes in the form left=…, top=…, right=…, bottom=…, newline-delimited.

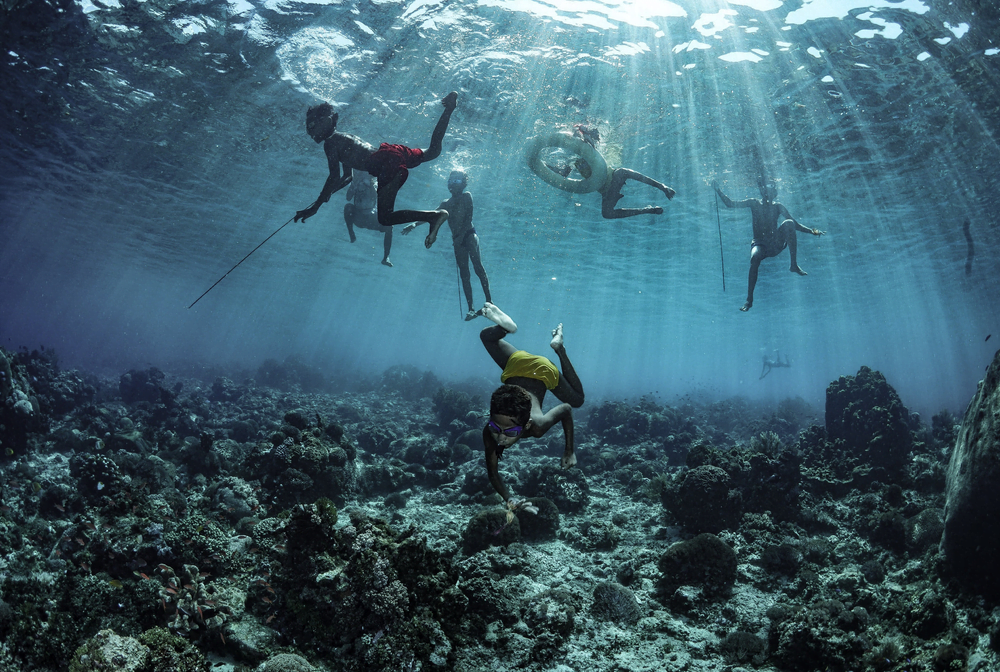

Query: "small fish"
left=0, top=505, right=11, bottom=513
left=266, top=614, right=276, bottom=624
left=266, top=586, right=275, bottom=595
left=197, top=605, right=204, bottom=621
left=4, top=448, right=12, bottom=456
left=140, top=573, right=151, bottom=580
left=96, top=481, right=104, bottom=491
left=199, top=571, right=211, bottom=579
left=183, top=584, right=194, bottom=590
left=161, top=597, right=167, bottom=611
left=109, top=580, right=123, bottom=588
left=54, top=502, right=65, bottom=513
left=166, top=587, right=178, bottom=595
left=75, top=537, right=85, bottom=546
left=85, top=521, right=97, bottom=531
left=987, top=334, right=992, bottom=342
left=203, top=600, right=216, bottom=607
left=262, top=596, right=272, bottom=604
left=220, top=633, right=226, bottom=646
left=196, top=524, right=204, bottom=533
left=80, top=562, right=91, bottom=572
left=32, top=482, right=42, bottom=493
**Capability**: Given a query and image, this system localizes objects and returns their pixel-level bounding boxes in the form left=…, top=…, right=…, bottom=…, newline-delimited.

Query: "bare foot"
left=790, top=266, right=808, bottom=276
left=561, top=451, right=577, bottom=469
left=650, top=206, right=664, bottom=215
left=550, top=323, right=564, bottom=351
left=442, top=92, right=458, bottom=110
left=740, top=301, right=752, bottom=312
left=425, top=210, right=448, bottom=249
left=464, top=310, right=480, bottom=321
left=381, top=258, right=393, bottom=267
left=482, top=302, right=517, bottom=333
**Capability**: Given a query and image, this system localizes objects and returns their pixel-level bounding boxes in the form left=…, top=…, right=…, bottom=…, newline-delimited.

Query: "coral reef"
left=0, top=347, right=993, bottom=672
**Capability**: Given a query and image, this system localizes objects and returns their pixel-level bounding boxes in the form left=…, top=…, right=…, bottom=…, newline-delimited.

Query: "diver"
left=401, top=169, right=492, bottom=320
left=294, top=92, right=459, bottom=231
left=479, top=303, right=585, bottom=511
left=546, top=123, right=676, bottom=219
left=760, top=350, right=791, bottom=379
left=343, top=169, right=393, bottom=267
left=712, top=177, right=825, bottom=312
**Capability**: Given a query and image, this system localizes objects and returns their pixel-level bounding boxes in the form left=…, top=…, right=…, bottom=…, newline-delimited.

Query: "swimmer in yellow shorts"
left=478, top=303, right=585, bottom=510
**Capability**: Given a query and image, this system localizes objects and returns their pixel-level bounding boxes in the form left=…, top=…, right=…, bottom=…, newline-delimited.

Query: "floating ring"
left=525, top=132, right=610, bottom=194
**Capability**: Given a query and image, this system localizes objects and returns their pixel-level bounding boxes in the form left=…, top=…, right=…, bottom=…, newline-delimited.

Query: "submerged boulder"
left=943, top=348, right=1000, bottom=598
left=825, top=366, right=914, bottom=475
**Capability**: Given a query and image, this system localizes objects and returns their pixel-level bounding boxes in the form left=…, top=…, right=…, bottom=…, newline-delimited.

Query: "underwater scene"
left=2, top=0, right=1000, bottom=669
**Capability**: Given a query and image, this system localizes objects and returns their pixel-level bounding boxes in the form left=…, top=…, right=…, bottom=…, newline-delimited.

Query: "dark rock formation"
left=943, top=348, right=1000, bottom=597
left=825, top=366, right=914, bottom=475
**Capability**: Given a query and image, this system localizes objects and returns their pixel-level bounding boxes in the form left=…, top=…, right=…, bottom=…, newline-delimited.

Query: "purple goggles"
left=487, top=420, right=523, bottom=438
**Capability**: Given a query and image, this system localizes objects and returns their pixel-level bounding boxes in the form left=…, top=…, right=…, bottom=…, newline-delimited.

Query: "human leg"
left=481, top=325, right=518, bottom=369
left=455, top=244, right=474, bottom=311
left=376, top=171, right=448, bottom=228
left=344, top=204, right=358, bottom=242
left=420, top=92, right=458, bottom=163
left=615, top=166, right=676, bottom=199
left=549, top=324, right=584, bottom=408
left=781, top=220, right=807, bottom=275
left=466, top=234, right=492, bottom=304
left=601, top=169, right=665, bottom=219
left=742, top=248, right=764, bottom=311
left=382, top=226, right=393, bottom=267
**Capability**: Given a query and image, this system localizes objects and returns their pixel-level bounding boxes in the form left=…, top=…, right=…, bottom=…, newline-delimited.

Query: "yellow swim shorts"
left=500, top=350, right=560, bottom=391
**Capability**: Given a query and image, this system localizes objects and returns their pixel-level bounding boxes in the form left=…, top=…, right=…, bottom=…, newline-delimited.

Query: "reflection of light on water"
left=477, top=0, right=685, bottom=30
left=693, top=9, right=737, bottom=37
left=917, top=51, right=932, bottom=61
left=784, top=0, right=929, bottom=25
left=854, top=13, right=902, bottom=40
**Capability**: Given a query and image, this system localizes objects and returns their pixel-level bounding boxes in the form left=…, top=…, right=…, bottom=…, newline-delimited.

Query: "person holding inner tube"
left=343, top=169, right=394, bottom=267
left=294, top=92, right=458, bottom=233
left=478, top=303, right=584, bottom=510
left=401, top=169, right=493, bottom=320
left=533, top=123, right=676, bottom=219
left=712, top=177, right=825, bottom=312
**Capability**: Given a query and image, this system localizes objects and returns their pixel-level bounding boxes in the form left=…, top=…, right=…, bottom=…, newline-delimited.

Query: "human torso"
left=748, top=200, right=784, bottom=240
left=442, top=192, right=474, bottom=243
left=325, top=133, right=376, bottom=170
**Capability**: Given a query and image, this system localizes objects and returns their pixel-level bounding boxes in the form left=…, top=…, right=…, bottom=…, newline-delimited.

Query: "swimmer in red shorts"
left=294, top=92, right=458, bottom=235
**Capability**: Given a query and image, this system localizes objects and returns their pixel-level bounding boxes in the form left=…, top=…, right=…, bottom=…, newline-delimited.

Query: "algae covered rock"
left=69, top=630, right=149, bottom=672
left=668, top=465, right=741, bottom=533
left=658, top=533, right=737, bottom=598
left=463, top=508, right=521, bottom=554
left=256, top=652, right=316, bottom=672
left=825, top=366, right=914, bottom=474
left=943, top=348, right=1000, bottom=598
left=591, top=581, right=642, bottom=624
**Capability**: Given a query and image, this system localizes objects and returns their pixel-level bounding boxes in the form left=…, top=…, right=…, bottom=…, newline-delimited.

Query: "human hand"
left=401, top=223, right=417, bottom=236
left=813, top=228, right=826, bottom=236
left=507, top=498, right=539, bottom=515
left=442, top=91, right=458, bottom=110
left=294, top=205, right=318, bottom=223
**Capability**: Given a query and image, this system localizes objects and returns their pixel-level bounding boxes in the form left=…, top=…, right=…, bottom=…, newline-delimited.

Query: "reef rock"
left=943, top=348, right=1000, bottom=598
left=825, top=366, right=914, bottom=475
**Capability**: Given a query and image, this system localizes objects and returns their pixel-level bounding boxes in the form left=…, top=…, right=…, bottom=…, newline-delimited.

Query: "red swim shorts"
left=368, top=143, right=424, bottom=188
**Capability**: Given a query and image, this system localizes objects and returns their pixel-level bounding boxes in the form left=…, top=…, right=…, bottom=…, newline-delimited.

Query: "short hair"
left=490, top=384, right=532, bottom=425
left=449, top=169, right=467, bottom=182
left=306, top=102, right=337, bottom=129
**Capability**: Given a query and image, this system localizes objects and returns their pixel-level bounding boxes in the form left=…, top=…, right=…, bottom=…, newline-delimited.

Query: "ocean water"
left=1, top=0, right=998, bottom=417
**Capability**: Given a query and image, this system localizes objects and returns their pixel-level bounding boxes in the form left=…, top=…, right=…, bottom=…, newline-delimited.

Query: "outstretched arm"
left=484, top=428, right=513, bottom=503
left=712, top=180, right=752, bottom=209
left=779, top=205, right=825, bottom=236
left=528, top=403, right=574, bottom=463
left=295, top=144, right=353, bottom=222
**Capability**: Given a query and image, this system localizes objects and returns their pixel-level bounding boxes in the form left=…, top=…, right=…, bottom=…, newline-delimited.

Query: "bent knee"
left=568, top=393, right=585, bottom=409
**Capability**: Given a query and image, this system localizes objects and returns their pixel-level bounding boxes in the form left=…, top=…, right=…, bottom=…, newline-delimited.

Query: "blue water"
left=1, top=0, right=998, bottom=418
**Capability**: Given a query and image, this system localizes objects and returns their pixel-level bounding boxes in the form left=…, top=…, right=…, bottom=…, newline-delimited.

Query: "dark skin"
left=294, top=92, right=458, bottom=227
left=713, top=179, right=825, bottom=311
left=481, top=322, right=583, bottom=504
